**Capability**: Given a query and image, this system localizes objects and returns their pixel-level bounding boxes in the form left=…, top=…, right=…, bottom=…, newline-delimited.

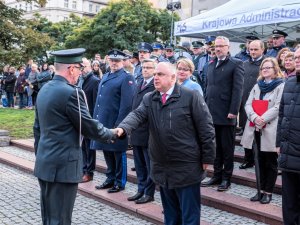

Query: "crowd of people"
left=2, top=29, right=300, bottom=225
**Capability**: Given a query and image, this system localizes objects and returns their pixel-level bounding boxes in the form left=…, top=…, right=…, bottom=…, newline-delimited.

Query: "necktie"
left=162, top=93, right=168, bottom=104
left=141, top=80, right=147, bottom=90
left=216, top=59, right=223, bottom=67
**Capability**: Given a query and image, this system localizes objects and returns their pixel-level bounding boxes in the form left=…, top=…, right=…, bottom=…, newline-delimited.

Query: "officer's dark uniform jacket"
left=119, top=84, right=216, bottom=189
left=33, top=75, right=113, bottom=183
left=276, top=75, right=300, bottom=173
left=265, top=44, right=288, bottom=58
left=130, top=79, right=155, bottom=147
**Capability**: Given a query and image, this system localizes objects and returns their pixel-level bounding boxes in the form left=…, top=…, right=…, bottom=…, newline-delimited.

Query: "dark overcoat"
left=81, top=73, right=100, bottom=116
left=33, top=75, right=113, bottom=183
left=131, top=79, right=155, bottom=147
left=119, top=84, right=216, bottom=189
left=205, top=56, right=244, bottom=126
left=90, top=68, right=135, bottom=151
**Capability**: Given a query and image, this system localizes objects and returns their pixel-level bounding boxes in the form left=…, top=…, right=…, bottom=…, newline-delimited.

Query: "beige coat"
left=241, top=82, right=284, bottom=152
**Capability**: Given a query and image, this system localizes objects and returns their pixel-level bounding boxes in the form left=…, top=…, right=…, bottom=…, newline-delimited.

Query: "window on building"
left=25, top=3, right=28, bottom=11
left=64, top=16, right=69, bottom=21
left=95, top=5, right=100, bottom=12
left=72, top=0, right=77, bottom=9
left=64, top=0, right=69, bottom=8
left=19, top=4, right=22, bottom=10
left=29, top=3, right=33, bottom=11
left=89, top=3, right=93, bottom=13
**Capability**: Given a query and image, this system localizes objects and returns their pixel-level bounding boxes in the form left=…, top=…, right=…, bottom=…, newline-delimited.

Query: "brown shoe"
left=81, top=174, right=93, bottom=183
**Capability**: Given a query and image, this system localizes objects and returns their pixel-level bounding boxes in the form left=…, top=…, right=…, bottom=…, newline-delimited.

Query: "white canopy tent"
left=174, top=0, right=300, bottom=42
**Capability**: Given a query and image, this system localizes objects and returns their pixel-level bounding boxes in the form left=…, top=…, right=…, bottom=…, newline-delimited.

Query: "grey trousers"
left=38, top=179, right=78, bottom=225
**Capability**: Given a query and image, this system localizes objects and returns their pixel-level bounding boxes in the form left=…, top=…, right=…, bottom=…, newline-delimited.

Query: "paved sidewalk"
left=0, top=145, right=269, bottom=225
left=0, top=163, right=153, bottom=225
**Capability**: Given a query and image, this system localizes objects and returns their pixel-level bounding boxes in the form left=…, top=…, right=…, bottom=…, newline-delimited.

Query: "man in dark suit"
left=133, top=42, right=153, bottom=82
left=202, top=36, right=244, bottom=191
left=33, top=48, right=116, bottom=225
left=78, top=58, right=101, bottom=182
left=91, top=49, right=135, bottom=193
left=238, top=40, right=265, bottom=169
left=127, top=59, right=156, bottom=204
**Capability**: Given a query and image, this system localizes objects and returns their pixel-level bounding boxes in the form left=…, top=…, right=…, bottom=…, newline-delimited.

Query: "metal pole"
left=170, top=10, right=174, bottom=45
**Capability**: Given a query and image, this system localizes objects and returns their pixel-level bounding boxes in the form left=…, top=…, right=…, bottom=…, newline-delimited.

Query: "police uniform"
left=265, top=30, right=289, bottom=58
left=34, top=48, right=115, bottom=225
left=91, top=49, right=135, bottom=192
left=133, top=42, right=153, bottom=83
left=235, top=35, right=259, bottom=62
left=191, top=41, right=204, bottom=78
left=152, top=42, right=169, bottom=63
left=165, top=43, right=176, bottom=64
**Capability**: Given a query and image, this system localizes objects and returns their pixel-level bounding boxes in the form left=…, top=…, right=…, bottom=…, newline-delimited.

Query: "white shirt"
left=160, top=85, right=175, bottom=101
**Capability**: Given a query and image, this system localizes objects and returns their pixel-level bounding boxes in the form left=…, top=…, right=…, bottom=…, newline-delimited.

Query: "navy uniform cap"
left=152, top=42, right=164, bottom=50
left=108, top=49, right=126, bottom=60
left=272, top=29, right=288, bottom=38
left=138, top=42, right=153, bottom=53
left=245, top=35, right=260, bottom=40
left=205, top=36, right=216, bottom=44
left=192, top=41, right=204, bottom=48
left=165, top=42, right=174, bottom=50
left=50, top=48, right=86, bottom=64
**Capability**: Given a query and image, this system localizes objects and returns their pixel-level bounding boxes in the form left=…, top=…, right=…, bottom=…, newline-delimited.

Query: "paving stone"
left=0, top=145, right=270, bottom=225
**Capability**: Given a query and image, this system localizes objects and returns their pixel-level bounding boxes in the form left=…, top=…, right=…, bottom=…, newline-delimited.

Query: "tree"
left=65, top=0, right=180, bottom=57
left=0, top=1, right=54, bottom=67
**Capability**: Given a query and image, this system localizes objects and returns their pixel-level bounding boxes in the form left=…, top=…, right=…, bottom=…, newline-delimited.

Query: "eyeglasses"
left=68, top=65, right=83, bottom=71
left=215, top=45, right=228, bottom=48
left=142, top=66, right=155, bottom=70
left=260, top=66, right=274, bottom=70
left=177, top=67, right=190, bottom=72
left=153, top=72, right=167, bottom=77
left=294, top=56, right=300, bottom=61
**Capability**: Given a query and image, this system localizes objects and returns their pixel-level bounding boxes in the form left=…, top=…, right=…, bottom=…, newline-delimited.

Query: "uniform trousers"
left=282, top=171, right=300, bottom=225
left=213, top=125, right=235, bottom=181
left=103, top=150, right=127, bottom=187
left=160, top=183, right=200, bottom=225
left=82, top=138, right=96, bottom=176
left=38, top=179, right=78, bottom=225
left=133, top=146, right=155, bottom=197
left=254, top=131, right=278, bottom=193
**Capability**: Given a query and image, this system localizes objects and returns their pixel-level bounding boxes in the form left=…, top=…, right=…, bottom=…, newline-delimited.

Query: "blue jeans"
left=18, top=93, right=27, bottom=109
left=6, top=92, right=14, bottom=107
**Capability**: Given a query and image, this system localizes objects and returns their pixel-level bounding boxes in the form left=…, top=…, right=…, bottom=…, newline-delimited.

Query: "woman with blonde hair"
left=276, top=47, right=291, bottom=71
left=282, top=52, right=296, bottom=79
left=241, top=57, right=284, bottom=204
left=176, top=58, right=203, bottom=95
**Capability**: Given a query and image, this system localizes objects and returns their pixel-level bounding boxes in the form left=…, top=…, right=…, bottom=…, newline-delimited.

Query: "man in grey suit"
left=33, top=48, right=117, bottom=225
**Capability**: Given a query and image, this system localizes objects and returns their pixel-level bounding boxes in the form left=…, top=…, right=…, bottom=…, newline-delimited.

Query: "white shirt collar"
left=160, top=85, right=175, bottom=97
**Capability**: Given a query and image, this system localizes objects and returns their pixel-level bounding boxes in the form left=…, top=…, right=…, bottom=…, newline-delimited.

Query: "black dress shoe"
left=201, top=177, right=222, bottom=187
left=107, top=185, right=124, bottom=193
left=260, top=194, right=272, bottom=204
left=239, top=162, right=254, bottom=169
left=250, top=192, right=263, bottom=202
left=95, top=181, right=114, bottom=190
left=135, top=195, right=154, bottom=204
left=127, top=192, right=143, bottom=201
left=217, top=180, right=231, bottom=191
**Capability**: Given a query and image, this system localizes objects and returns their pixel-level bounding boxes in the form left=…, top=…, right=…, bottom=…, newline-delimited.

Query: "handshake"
left=109, top=128, right=125, bottom=141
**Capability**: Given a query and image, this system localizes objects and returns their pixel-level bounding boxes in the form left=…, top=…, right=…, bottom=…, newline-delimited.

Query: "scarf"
left=257, top=78, right=283, bottom=99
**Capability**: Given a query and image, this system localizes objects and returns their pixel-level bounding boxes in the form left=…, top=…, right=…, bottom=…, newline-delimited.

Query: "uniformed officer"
left=133, top=42, right=153, bottom=82
left=265, top=30, right=289, bottom=58
left=165, top=43, right=176, bottom=64
left=191, top=41, right=205, bottom=78
left=33, top=48, right=116, bottom=225
left=91, top=49, right=135, bottom=193
left=151, top=42, right=169, bottom=63
left=235, top=35, right=259, bottom=62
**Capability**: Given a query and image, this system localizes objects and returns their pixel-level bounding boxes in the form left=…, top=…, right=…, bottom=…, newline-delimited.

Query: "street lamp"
left=167, top=1, right=181, bottom=45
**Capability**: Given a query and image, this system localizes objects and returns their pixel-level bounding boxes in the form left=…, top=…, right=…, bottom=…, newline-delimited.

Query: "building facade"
left=4, top=0, right=108, bottom=22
